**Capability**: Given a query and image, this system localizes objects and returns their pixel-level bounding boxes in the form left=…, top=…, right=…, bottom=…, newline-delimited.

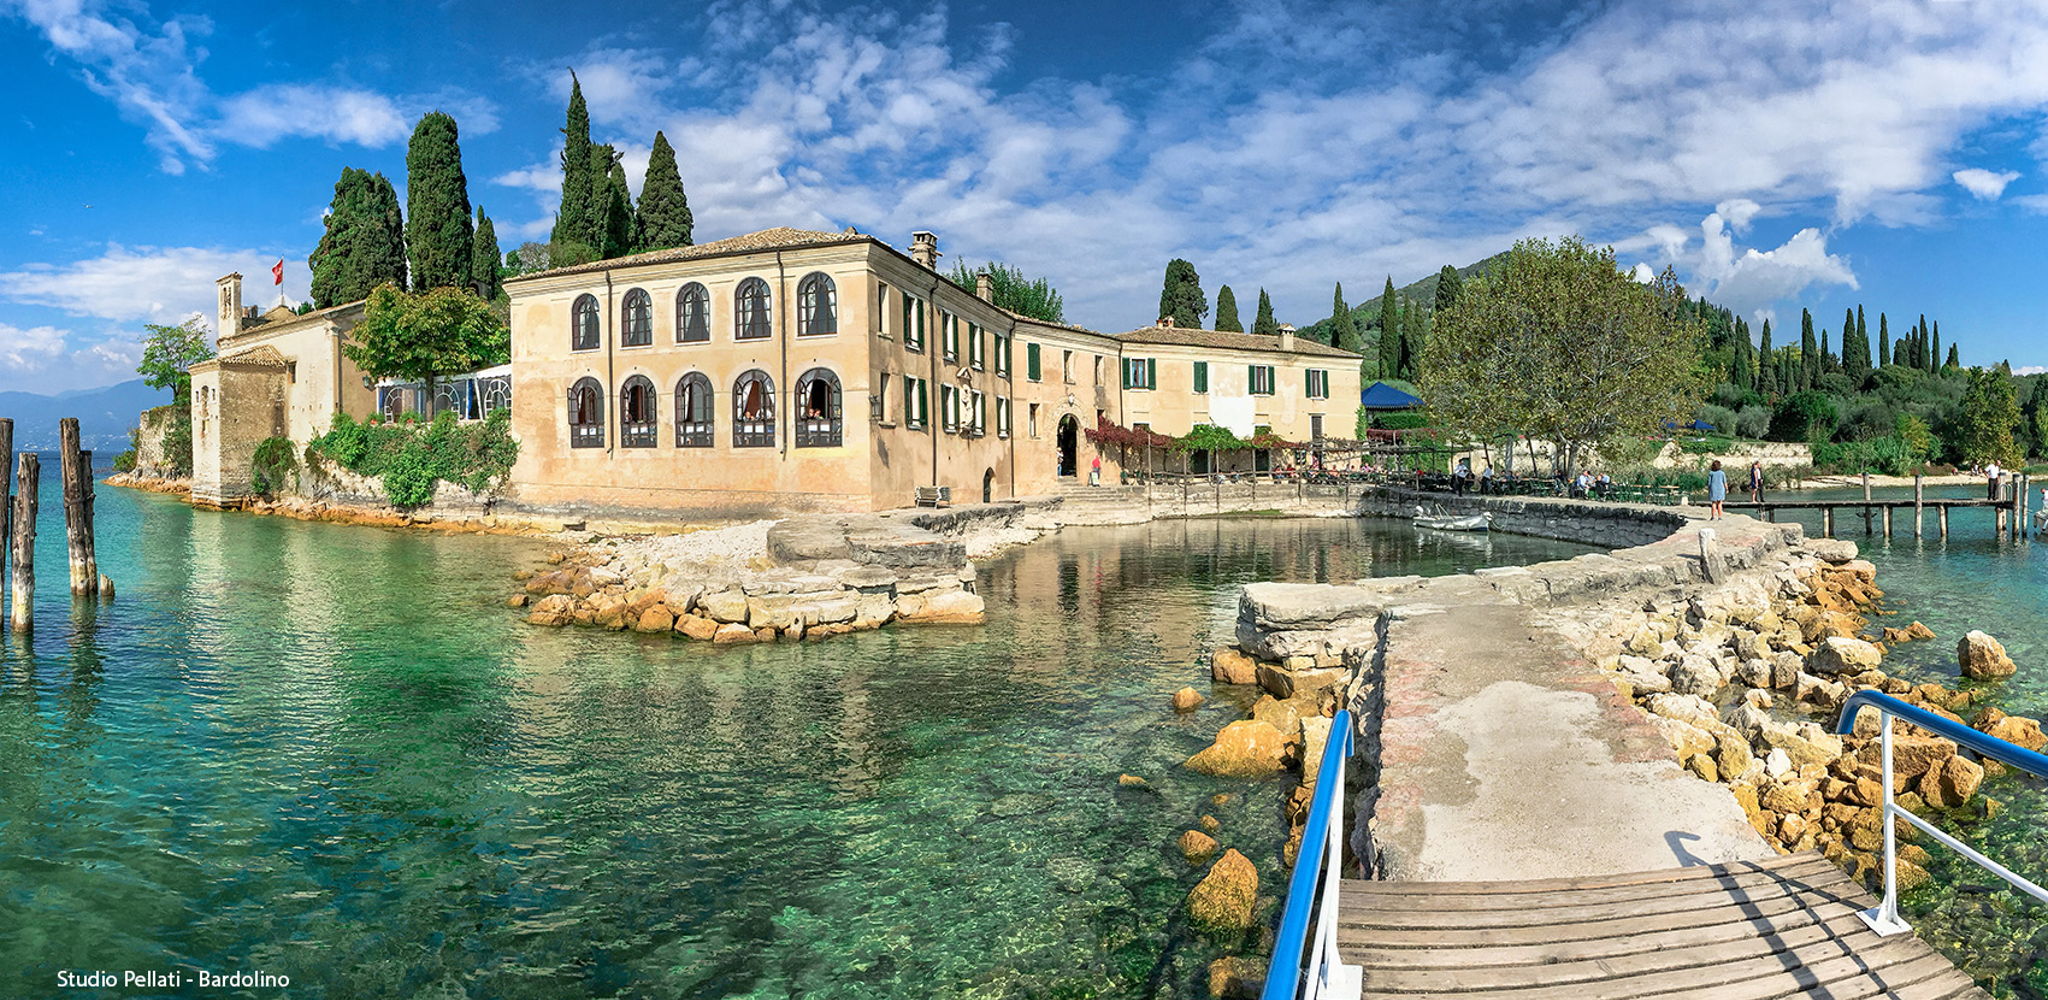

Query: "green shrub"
left=1768, top=391, right=1838, bottom=442
left=1373, top=412, right=1429, bottom=430
left=381, top=448, right=438, bottom=508
left=306, top=406, right=519, bottom=509
left=1734, top=405, right=1771, bottom=439
left=249, top=436, right=298, bottom=495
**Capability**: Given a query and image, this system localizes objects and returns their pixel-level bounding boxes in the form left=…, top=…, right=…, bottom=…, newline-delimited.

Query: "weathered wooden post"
left=1997, top=474, right=2011, bottom=540
left=1862, top=471, right=1873, bottom=534
left=58, top=418, right=98, bottom=596
left=9, top=453, right=35, bottom=632
left=1912, top=474, right=1924, bottom=539
left=0, top=417, right=11, bottom=592
left=1823, top=507, right=1835, bottom=537
left=1938, top=504, right=1949, bottom=541
left=1882, top=505, right=1892, bottom=537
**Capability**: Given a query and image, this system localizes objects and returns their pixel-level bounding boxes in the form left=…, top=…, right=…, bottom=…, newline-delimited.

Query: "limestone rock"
left=1714, top=730, right=1755, bottom=780
left=1644, top=693, right=1720, bottom=729
left=1172, top=687, right=1206, bottom=712
left=1958, top=630, right=2016, bottom=680
left=1179, top=829, right=1219, bottom=866
left=699, top=590, right=748, bottom=623
left=1810, top=636, right=1882, bottom=676
left=1256, top=663, right=1345, bottom=701
left=675, top=614, right=719, bottom=641
left=1918, top=755, right=1984, bottom=809
left=1770, top=651, right=1803, bottom=690
left=1185, top=721, right=1290, bottom=777
left=1669, top=656, right=1721, bottom=698
left=904, top=588, right=986, bottom=624
left=634, top=605, right=675, bottom=633
left=1250, top=697, right=1302, bottom=739
left=711, top=623, right=760, bottom=644
left=1859, top=735, right=1957, bottom=785
left=1300, top=716, right=1333, bottom=787
left=505, top=593, right=529, bottom=608
left=524, top=594, right=575, bottom=626
left=1986, top=714, right=2047, bottom=752
left=1206, top=957, right=1265, bottom=999
left=1805, top=538, right=1858, bottom=563
left=1881, top=621, right=1935, bottom=643
left=1117, top=774, right=1148, bottom=788
left=1211, top=647, right=1260, bottom=685
left=1651, top=716, right=1717, bottom=762
left=1187, top=849, right=1259, bottom=932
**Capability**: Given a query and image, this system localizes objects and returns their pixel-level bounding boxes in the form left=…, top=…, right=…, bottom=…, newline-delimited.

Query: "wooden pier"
left=1723, top=473, right=2030, bottom=541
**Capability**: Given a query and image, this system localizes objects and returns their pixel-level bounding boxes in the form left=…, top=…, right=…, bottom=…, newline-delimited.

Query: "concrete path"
left=1368, top=588, right=1775, bottom=881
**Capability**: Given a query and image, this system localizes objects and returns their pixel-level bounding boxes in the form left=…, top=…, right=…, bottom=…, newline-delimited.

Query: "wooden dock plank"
left=1337, top=854, right=1990, bottom=999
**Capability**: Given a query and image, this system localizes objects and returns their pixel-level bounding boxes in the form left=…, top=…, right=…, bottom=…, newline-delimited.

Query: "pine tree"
left=308, top=167, right=408, bottom=307
left=552, top=72, right=595, bottom=252
left=1433, top=264, right=1462, bottom=314
left=1156, top=259, right=1208, bottom=327
left=1252, top=289, right=1278, bottom=336
left=1214, top=285, right=1242, bottom=332
left=1799, top=309, right=1818, bottom=389
left=404, top=112, right=474, bottom=291
left=1330, top=283, right=1364, bottom=356
left=471, top=207, right=500, bottom=300
left=600, top=155, right=634, bottom=259
left=634, top=130, right=694, bottom=252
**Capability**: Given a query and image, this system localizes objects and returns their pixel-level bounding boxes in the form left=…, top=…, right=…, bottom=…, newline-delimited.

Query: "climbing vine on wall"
left=306, top=408, right=518, bottom=509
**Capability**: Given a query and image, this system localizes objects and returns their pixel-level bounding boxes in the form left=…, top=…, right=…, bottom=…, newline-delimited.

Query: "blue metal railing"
left=1261, top=709, right=1358, bottom=1000
left=1834, top=690, right=2048, bottom=934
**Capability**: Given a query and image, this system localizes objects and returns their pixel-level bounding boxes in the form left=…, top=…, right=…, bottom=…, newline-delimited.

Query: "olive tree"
left=1418, top=236, right=1710, bottom=476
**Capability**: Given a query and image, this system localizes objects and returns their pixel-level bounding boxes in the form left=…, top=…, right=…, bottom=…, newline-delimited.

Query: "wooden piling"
left=9, top=453, right=35, bottom=632
left=0, top=417, right=11, bottom=592
left=59, top=418, right=98, bottom=596
left=1862, top=471, right=1872, bottom=534
left=1823, top=508, right=1834, bottom=537
left=1881, top=506, right=1891, bottom=537
left=1939, top=504, right=1948, bottom=541
left=1912, top=474, right=1923, bottom=538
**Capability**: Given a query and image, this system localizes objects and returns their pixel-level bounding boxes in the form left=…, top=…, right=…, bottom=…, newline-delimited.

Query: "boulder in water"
left=1187, top=849, right=1259, bottom=932
left=1958, top=630, right=2016, bottom=680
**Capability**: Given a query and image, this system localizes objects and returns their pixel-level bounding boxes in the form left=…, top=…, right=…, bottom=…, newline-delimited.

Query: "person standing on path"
left=1707, top=460, right=1727, bottom=520
left=1089, top=455, right=1102, bottom=487
left=1748, top=461, right=1764, bottom=503
left=1986, top=461, right=2002, bottom=501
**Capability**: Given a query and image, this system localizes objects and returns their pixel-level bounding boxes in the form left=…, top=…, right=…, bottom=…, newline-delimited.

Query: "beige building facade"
left=188, top=273, right=373, bottom=507
left=502, top=227, right=1362, bottom=514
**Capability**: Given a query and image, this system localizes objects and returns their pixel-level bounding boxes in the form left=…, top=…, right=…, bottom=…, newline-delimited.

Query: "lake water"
left=0, top=477, right=1595, bottom=999
left=1750, top=485, right=2047, bottom=997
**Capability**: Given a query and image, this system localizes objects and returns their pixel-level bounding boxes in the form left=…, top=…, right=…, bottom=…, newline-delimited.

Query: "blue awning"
left=1361, top=381, right=1422, bottom=410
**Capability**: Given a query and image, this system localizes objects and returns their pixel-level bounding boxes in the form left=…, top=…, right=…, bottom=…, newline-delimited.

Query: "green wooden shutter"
left=1147, top=359, right=1157, bottom=390
left=1193, top=361, right=1208, bottom=393
left=1027, top=343, right=1041, bottom=381
left=1248, top=365, right=1257, bottom=392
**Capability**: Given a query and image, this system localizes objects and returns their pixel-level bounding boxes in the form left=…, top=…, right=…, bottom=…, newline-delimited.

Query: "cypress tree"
left=308, top=167, right=408, bottom=307
left=552, top=71, right=594, bottom=251
left=634, top=130, right=694, bottom=252
left=1376, top=276, right=1398, bottom=377
left=1947, top=344, right=1960, bottom=370
left=1252, top=289, right=1278, bottom=336
left=1841, top=307, right=1863, bottom=380
left=1214, top=285, right=1242, bottom=332
left=404, top=111, right=474, bottom=291
left=471, top=207, right=500, bottom=300
left=1821, top=330, right=1833, bottom=375
left=1877, top=313, right=1890, bottom=367
left=1931, top=323, right=1942, bottom=374
left=1330, top=283, right=1364, bottom=356
left=1758, top=320, right=1775, bottom=394
left=601, top=154, right=635, bottom=260
left=1400, top=298, right=1427, bottom=379
left=1433, top=264, right=1462, bottom=314
left=1915, top=315, right=1930, bottom=370
left=1156, top=259, right=1207, bottom=328
left=1799, top=309, right=1817, bottom=389
left=1731, top=317, right=1753, bottom=389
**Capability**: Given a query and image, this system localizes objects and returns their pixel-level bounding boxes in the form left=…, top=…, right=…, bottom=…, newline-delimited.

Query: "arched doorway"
left=983, top=468, right=995, bottom=503
left=1056, top=415, right=1079, bottom=478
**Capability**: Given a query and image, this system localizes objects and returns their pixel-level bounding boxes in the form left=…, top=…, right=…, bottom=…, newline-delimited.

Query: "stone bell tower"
left=215, top=272, right=243, bottom=339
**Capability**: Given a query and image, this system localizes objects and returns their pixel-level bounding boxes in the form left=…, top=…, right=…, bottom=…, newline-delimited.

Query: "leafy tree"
left=551, top=71, right=595, bottom=251
left=1157, top=258, right=1207, bottom=327
left=138, top=317, right=216, bottom=405
left=309, top=167, right=408, bottom=308
left=1896, top=412, right=1935, bottom=465
left=471, top=207, right=501, bottom=301
left=343, top=285, right=509, bottom=398
left=1433, top=264, right=1462, bottom=314
left=1376, top=276, right=1398, bottom=376
left=1214, top=285, right=1242, bottom=332
left=504, top=242, right=553, bottom=276
left=1952, top=366, right=2022, bottom=467
left=1252, top=289, right=1278, bottom=336
left=946, top=261, right=1065, bottom=323
left=635, top=130, right=694, bottom=252
left=404, top=112, right=474, bottom=291
left=1417, top=235, right=1711, bottom=475
left=1769, top=390, right=1839, bottom=442
left=1329, top=283, right=1364, bottom=355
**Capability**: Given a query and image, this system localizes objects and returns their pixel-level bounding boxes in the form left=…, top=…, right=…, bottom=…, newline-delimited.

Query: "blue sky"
left=5, top=0, right=2048, bottom=394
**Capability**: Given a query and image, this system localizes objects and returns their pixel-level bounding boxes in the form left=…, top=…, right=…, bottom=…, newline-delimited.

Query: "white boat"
left=1412, top=505, right=1490, bottom=532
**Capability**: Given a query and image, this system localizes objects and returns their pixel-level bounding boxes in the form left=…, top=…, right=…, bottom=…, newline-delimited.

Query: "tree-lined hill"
left=0, top=379, right=169, bottom=452
left=1298, top=251, right=1507, bottom=348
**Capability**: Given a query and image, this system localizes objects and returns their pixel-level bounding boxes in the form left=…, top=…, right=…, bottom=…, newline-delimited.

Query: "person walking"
left=1986, top=460, right=2002, bottom=501
left=1707, top=460, right=1728, bottom=520
left=1089, top=455, right=1102, bottom=487
left=1748, top=461, right=1764, bottom=503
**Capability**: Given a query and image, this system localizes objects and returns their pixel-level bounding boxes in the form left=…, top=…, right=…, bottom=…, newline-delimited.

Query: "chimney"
left=910, top=231, right=940, bottom=268
left=1278, top=323, right=1296, bottom=352
left=216, top=272, right=244, bottom=338
left=1157, top=316, right=1174, bottom=328
left=975, top=271, right=994, bottom=302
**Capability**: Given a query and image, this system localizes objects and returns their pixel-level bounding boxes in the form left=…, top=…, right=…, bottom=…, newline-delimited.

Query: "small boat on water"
left=1412, top=505, right=1490, bottom=531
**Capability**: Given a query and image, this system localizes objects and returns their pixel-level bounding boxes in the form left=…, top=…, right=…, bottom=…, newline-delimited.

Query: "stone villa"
left=188, top=227, right=1361, bottom=513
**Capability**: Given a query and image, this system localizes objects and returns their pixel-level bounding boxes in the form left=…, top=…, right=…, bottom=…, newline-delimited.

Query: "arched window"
left=735, top=277, right=772, bottom=340
left=619, top=375, right=657, bottom=448
left=568, top=377, right=604, bottom=448
left=676, top=282, right=710, bottom=343
left=733, top=369, right=775, bottom=447
left=798, top=272, right=837, bottom=336
left=794, top=368, right=842, bottom=447
left=620, top=288, right=652, bottom=347
left=676, top=372, right=714, bottom=447
left=571, top=294, right=601, bottom=351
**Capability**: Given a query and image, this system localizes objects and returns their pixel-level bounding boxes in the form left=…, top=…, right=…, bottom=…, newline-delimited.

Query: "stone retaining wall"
left=1359, top=487, right=1691, bottom=548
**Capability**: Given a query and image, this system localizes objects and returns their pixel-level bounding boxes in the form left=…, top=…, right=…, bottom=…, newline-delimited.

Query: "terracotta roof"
left=1113, top=325, right=1363, bottom=359
left=508, top=227, right=873, bottom=281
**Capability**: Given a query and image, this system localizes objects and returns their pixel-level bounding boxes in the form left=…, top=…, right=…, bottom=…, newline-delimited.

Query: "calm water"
left=0, top=475, right=1594, bottom=999
left=1754, top=485, right=2047, bottom=997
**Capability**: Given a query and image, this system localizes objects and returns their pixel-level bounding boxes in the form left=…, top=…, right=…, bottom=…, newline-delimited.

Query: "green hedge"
left=308, top=408, right=517, bottom=509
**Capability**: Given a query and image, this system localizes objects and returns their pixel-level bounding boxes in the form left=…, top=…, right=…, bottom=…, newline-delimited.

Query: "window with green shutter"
left=1027, top=342, right=1042, bottom=381
left=1193, top=361, right=1208, bottom=393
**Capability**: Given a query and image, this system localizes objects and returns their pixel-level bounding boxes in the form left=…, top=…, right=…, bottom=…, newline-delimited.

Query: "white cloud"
left=1953, top=167, right=2021, bottom=200
left=2014, top=365, right=2047, bottom=376
left=0, top=244, right=307, bottom=330
left=0, top=322, right=67, bottom=370
left=1715, top=198, right=1763, bottom=232
left=1691, top=210, right=1858, bottom=317
left=215, top=85, right=411, bottom=148
left=1629, top=262, right=1656, bottom=283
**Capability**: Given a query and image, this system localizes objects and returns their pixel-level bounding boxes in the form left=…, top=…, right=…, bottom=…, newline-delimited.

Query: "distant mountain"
left=1299, top=252, right=1508, bottom=348
left=0, top=379, right=171, bottom=452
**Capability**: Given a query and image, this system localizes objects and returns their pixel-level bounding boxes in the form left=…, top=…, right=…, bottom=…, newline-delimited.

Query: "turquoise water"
left=0, top=473, right=1595, bottom=999
left=1754, top=485, right=2047, bottom=997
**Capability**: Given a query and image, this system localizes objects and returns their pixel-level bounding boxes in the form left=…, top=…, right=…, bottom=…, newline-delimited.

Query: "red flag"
left=271, top=259, right=284, bottom=285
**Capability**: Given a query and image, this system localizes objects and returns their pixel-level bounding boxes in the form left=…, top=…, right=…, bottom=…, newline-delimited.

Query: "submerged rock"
left=1210, top=647, right=1259, bottom=685
left=1172, top=687, right=1206, bottom=712
left=1187, top=849, right=1259, bottom=932
left=1185, top=721, right=1289, bottom=777
left=1179, top=829, right=1219, bottom=865
left=1206, top=957, right=1265, bottom=999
